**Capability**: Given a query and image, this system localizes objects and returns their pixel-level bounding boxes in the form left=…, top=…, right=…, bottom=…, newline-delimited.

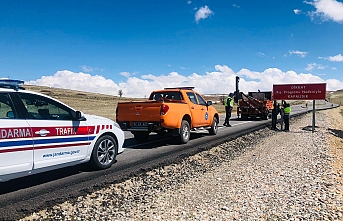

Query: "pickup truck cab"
left=116, top=87, right=219, bottom=144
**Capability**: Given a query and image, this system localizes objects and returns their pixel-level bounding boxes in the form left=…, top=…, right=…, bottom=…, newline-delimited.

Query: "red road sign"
left=273, top=83, right=326, bottom=100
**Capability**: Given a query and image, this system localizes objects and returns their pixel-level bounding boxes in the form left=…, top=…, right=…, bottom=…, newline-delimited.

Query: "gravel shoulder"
left=21, top=107, right=343, bottom=221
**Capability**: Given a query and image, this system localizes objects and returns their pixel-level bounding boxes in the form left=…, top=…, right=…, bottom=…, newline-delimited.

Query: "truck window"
left=186, top=92, right=198, bottom=104
left=196, top=94, right=206, bottom=105
left=150, top=92, right=183, bottom=101
left=172, top=93, right=182, bottom=100
left=151, top=93, right=162, bottom=100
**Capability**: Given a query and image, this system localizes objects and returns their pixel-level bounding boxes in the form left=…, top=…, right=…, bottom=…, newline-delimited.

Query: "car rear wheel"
left=90, top=135, right=117, bottom=169
left=179, top=120, right=190, bottom=144
left=208, top=117, right=218, bottom=135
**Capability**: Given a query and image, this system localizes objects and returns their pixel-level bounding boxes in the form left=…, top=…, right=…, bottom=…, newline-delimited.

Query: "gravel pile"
left=22, top=110, right=343, bottom=221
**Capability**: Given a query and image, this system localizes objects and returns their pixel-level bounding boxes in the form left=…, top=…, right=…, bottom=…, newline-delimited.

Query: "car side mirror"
left=75, top=111, right=85, bottom=120
left=207, top=101, right=212, bottom=106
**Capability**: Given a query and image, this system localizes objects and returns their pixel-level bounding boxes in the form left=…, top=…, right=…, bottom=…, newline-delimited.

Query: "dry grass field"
left=24, top=85, right=343, bottom=120
left=25, top=85, right=126, bottom=121
left=328, top=90, right=343, bottom=106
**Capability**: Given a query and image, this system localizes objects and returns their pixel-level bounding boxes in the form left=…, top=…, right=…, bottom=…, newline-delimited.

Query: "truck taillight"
left=161, top=104, right=169, bottom=115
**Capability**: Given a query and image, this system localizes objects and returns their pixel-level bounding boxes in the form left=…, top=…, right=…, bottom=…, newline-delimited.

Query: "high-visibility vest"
left=284, top=106, right=291, bottom=114
left=224, top=97, right=233, bottom=107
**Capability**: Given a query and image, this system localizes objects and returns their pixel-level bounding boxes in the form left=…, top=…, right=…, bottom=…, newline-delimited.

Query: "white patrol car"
left=0, top=79, right=125, bottom=182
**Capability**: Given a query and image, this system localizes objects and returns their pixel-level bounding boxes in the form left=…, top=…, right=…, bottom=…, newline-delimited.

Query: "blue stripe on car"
left=0, top=136, right=96, bottom=148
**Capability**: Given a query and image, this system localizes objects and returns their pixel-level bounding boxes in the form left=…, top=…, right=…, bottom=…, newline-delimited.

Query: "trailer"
left=235, top=76, right=274, bottom=120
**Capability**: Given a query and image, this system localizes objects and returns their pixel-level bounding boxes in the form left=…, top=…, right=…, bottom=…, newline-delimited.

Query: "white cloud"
left=195, top=6, right=214, bottom=23
left=81, top=65, right=104, bottom=73
left=306, top=0, right=343, bottom=23
left=328, top=54, right=343, bottom=62
left=233, top=4, right=240, bottom=8
left=27, top=70, right=121, bottom=96
left=187, top=1, right=191, bottom=4
left=27, top=66, right=343, bottom=98
left=81, top=65, right=94, bottom=73
left=294, top=9, right=302, bottom=14
left=257, top=52, right=265, bottom=57
left=289, top=50, right=308, bottom=58
left=120, top=72, right=131, bottom=77
left=306, top=63, right=326, bottom=71
left=319, top=54, right=343, bottom=62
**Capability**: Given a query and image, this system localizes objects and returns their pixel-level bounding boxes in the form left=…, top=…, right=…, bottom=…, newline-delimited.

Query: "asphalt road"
left=0, top=102, right=336, bottom=221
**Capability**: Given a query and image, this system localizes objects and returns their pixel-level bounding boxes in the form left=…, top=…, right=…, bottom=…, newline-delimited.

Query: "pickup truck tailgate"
left=116, top=101, right=162, bottom=123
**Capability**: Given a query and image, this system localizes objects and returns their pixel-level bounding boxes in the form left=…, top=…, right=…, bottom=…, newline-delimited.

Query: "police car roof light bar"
left=0, top=79, right=25, bottom=91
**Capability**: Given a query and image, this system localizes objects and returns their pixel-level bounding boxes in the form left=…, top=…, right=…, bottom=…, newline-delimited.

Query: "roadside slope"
left=21, top=107, right=343, bottom=220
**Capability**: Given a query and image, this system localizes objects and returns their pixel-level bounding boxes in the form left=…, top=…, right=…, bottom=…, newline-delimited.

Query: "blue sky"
left=1, top=0, right=343, bottom=97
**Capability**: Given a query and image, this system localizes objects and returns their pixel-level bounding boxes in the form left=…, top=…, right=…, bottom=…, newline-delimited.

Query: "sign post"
left=273, top=83, right=326, bottom=133
left=313, top=100, right=316, bottom=132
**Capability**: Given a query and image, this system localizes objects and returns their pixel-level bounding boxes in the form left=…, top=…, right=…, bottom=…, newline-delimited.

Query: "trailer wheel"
left=179, top=120, right=190, bottom=144
left=208, top=117, right=218, bottom=135
left=133, top=131, right=150, bottom=143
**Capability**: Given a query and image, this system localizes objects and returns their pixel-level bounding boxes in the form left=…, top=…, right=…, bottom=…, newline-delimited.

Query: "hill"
left=24, top=85, right=343, bottom=121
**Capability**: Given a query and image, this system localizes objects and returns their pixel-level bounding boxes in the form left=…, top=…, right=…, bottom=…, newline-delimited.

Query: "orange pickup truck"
left=116, top=87, right=219, bottom=144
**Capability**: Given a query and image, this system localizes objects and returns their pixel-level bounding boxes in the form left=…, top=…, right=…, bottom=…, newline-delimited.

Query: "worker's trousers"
left=271, top=114, right=277, bottom=129
left=225, top=106, right=232, bottom=124
left=283, top=114, right=290, bottom=131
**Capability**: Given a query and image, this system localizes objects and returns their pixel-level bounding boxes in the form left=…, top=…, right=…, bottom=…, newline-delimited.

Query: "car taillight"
left=160, top=104, right=169, bottom=115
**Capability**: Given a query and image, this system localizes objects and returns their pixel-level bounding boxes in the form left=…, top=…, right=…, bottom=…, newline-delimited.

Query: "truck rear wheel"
left=179, top=120, right=190, bottom=144
left=133, top=131, right=150, bottom=143
left=208, top=117, right=218, bottom=135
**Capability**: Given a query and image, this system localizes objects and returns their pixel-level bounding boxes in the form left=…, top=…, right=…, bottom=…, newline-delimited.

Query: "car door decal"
left=0, top=126, right=34, bottom=153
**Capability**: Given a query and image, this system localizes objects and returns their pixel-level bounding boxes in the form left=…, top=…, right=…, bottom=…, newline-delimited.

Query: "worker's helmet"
left=229, top=92, right=234, bottom=97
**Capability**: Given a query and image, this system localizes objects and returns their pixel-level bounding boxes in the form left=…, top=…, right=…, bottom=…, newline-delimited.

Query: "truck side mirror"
left=207, top=101, right=213, bottom=106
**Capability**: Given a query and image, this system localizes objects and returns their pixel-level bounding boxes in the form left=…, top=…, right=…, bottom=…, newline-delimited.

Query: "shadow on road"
left=328, top=128, right=343, bottom=139
left=124, top=132, right=207, bottom=149
left=0, top=163, right=96, bottom=195
left=302, top=125, right=320, bottom=132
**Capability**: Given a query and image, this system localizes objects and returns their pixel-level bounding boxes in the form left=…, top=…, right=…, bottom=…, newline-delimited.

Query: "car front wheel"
left=90, top=135, right=117, bottom=169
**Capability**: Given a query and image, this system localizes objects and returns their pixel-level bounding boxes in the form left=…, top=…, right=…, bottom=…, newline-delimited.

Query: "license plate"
left=132, top=122, right=148, bottom=126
